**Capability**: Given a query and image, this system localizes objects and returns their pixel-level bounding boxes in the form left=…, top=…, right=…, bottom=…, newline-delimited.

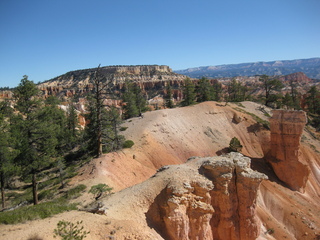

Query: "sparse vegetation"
left=0, top=199, right=77, bottom=224
left=89, top=184, right=113, bottom=200
left=53, top=220, right=89, bottom=240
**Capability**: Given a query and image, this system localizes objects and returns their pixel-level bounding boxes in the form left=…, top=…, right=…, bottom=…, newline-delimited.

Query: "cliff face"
left=37, top=65, right=187, bottom=98
left=145, top=153, right=267, bottom=240
left=268, top=110, right=310, bottom=192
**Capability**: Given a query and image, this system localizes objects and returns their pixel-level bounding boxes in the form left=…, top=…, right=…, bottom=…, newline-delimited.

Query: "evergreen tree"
left=181, top=78, right=196, bottom=106
left=164, top=82, right=174, bottom=108
left=196, top=77, right=213, bottom=102
left=212, top=79, right=222, bottom=101
left=103, top=106, right=124, bottom=152
left=13, top=76, right=61, bottom=205
left=65, top=98, right=81, bottom=150
left=0, top=101, right=19, bottom=209
left=122, top=81, right=139, bottom=119
left=282, top=92, right=294, bottom=109
left=289, top=80, right=301, bottom=110
left=133, top=84, right=148, bottom=115
left=306, top=86, right=320, bottom=115
left=226, top=78, right=249, bottom=102
left=88, top=65, right=115, bottom=157
left=259, top=75, right=284, bottom=107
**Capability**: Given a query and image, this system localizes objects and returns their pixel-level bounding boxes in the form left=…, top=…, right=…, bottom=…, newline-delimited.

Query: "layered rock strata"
left=268, top=110, right=309, bottom=191
left=145, top=153, right=267, bottom=240
left=37, top=65, right=188, bottom=98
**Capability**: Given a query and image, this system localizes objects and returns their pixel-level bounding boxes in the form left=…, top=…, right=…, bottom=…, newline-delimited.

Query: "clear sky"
left=1, top=0, right=319, bottom=88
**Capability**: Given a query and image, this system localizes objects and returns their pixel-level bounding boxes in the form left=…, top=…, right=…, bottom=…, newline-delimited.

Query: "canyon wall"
left=268, top=110, right=309, bottom=192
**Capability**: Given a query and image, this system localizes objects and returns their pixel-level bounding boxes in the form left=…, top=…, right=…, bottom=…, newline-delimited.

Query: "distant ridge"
left=174, top=58, right=320, bottom=79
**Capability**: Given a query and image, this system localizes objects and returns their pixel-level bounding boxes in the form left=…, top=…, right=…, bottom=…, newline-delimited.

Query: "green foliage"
left=0, top=199, right=77, bottom=224
left=229, top=137, right=243, bottom=152
left=89, top=184, right=112, bottom=200
left=181, top=78, right=196, bottom=106
left=13, top=75, right=41, bottom=114
left=259, top=75, right=284, bottom=107
left=122, top=81, right=147, bottom=119
left=226, top=78, right=249, bottom=102
left=164, top=83, right=174, bottom=108
left=196, top=77, right=214, bottom=102
left=211, top=79, right=223, bottom=101
left=54, top=220, right=89, bottom=240
left=306, top=86, right=320, bottom=115
left=0, top=100, right=20, bottom=208
left=123, top=140, right=134, bottom=148
left=119, top=126, right=128, bottom=131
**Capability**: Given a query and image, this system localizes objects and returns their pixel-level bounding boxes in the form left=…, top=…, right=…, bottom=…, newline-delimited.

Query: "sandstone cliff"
left=267, top=110, right=309, bottom=192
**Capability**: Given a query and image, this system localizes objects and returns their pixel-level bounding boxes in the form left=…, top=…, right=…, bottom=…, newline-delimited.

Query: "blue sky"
left=1, top=0, right=319, bottom=88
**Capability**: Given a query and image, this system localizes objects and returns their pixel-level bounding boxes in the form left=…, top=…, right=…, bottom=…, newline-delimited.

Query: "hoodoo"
left=268, top=110, right=310, bottom=192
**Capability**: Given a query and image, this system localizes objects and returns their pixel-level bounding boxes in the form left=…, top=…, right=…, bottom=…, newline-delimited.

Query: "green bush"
left=119, top=126, right=128, bottom=131
left=229, top=137, right=243, bottom=152
left=123, top=140, right=134, bottom=148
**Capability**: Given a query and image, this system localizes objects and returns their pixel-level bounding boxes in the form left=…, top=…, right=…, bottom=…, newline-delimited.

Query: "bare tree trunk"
left=32, top=173, right=38, bottom=205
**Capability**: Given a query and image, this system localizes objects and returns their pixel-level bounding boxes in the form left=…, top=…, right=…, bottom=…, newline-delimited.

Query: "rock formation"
left=268, top=110, right=310, bottom=192
left=37, top=65, right=188, bottom=98
left=145, top=153, right=267, bottom=240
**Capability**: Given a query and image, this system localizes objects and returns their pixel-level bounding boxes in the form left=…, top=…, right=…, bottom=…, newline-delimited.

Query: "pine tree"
left=196, top=77, right=213, bottom=102
left=212, top=79, right=222, bottom=101
left=13, top=76, right=62, bottom=205
left=181, top=78, right=196, bottom=106
left=306, top=86, right=320, bottom=115
left=164, top=82, right=174, bottom=108
left=259, top=75, right=284, bottom=107
left=133, top=84, right=148, bottom=115
left=122, top=81, right=139, bottom=119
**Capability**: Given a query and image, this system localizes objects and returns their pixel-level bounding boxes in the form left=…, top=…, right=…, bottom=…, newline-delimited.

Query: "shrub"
left=89, top=184, right=113, bottom=200
left=119, top=127, right=128, bottom=131
left=229, top=137, right=243, bottom=152
left=53, top=220, right=89, bottom=240
left=123, top=140, right=134, bottom=148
